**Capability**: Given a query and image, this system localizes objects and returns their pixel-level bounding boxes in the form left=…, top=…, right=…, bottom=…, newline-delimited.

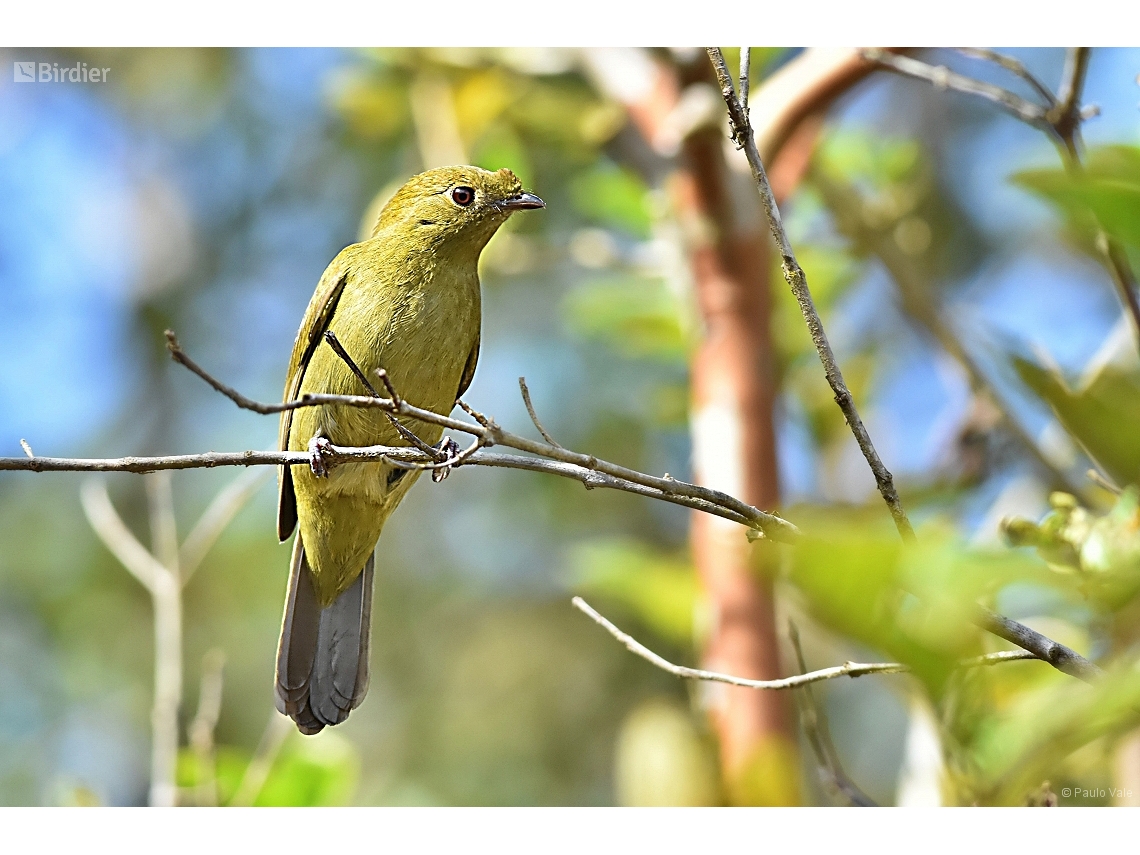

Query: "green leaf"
left=1014, top=145, right=1140, bottom=250
left=970, top=661, right=1140, bottom=803
left=784, top=513, right=1044, bottom=689
left=1013, top=355, right=1140, bottom=488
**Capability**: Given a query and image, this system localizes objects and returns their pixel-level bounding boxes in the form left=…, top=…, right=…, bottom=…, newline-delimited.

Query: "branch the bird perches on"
left=0, top=323, right=1101, bottom=686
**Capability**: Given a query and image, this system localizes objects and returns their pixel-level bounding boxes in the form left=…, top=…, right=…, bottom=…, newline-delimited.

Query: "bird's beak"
left=499, top=192, right=545, bottom=211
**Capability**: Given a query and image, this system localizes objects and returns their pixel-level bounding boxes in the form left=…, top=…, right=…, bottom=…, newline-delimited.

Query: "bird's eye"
left=451, top=186, right=475, bottom=206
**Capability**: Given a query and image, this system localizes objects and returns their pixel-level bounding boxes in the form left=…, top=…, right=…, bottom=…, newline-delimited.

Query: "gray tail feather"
left=274, top=537, right=373, bottom=735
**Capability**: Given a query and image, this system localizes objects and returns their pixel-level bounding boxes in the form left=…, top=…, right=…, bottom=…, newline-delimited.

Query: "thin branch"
left=230, top=711, right=293, bottom=807
left=953, top=47, right=1055, bottom=106
left=956, top=649, right=1038, bottom=669
left=9, top=446, right=764, bottom=533
left=81, top=478, right=182, bottom=806
left=166, top=330, right=284, bottom=415
left=974, top=606, right=1102, bottom=682
left=179, top=467, right=271, bottom=583
left=574, top=596, right=907, bottom=689
left=788, top=621, right=877, bottom=806
left=1087, top=468, right=1122, bottom=495
left=187, top=648, right=225, bottom=807
left=739, top=47, right=751, bottom=114
left=147, top=471, right=179, bottom=578
left=80, top=479, right=166, bottom=594
left=706, top=46, right=914, bottom=542
left=518, top=377, right=563, bottom=448
left=62, top=335, right=1103, bottom=684
left=167, top=333, right=798, bottom=542
left=861, top=48, right=1050, bottom=130
left=574, top=597, right=1044, bottom=690
left=322, top=330, right=381, bottom=396
left=1052, top=46, right=1091, bottom=153
left=323, top=331, right=447, bottom=460
left=706, top=46, right=1105, bottom=683
left=1098, top=236, right=1140, bottom=348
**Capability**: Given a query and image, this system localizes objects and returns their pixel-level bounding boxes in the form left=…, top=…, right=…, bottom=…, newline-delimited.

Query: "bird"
left=274, top=165, right=544, bottom=734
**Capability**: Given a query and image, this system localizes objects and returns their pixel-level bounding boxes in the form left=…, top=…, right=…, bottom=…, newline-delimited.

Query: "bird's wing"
left=456, top=331, right=480, bottom=401
left=277, top=264, right=349, bottom=541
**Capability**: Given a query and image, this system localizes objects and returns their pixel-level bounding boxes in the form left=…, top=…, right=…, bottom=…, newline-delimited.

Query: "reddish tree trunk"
left=598, top=48, right=876, bottom=804
left=677, top=121, right=795, bottom=804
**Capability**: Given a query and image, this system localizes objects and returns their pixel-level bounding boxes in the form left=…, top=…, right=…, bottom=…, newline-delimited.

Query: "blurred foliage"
left=1004, top=488, right=1140, bottom=610
left=572, top=538, right=700, bottom=647
left=1014, top=349, right=1140, bottom=489
left=177, top=730, right=359, bottom=806
left=1015, top=145, right=1140, bottom=253
left=562, top=274, right=689, bottom=363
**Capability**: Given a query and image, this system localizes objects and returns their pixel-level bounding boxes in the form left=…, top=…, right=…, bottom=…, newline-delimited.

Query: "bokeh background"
left=1, top=47, right=1139, bottom=806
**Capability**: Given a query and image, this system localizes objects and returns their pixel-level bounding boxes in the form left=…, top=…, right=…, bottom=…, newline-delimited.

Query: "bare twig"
left=861, top=49, right=1050, bottom=129
left=166, top=333, right=798, bottom=542
left=1052, top=46, right=1091, bottom=156
left=143, top=473, right=182, bottom=809
left=956, top=649, right=1038, bottom=669
left=518, top=377, right=563, bottom=448
left=324, top=332, right=447, bottom=460
left=147, top=471, right=179, bottom=578
left=187, top=648, right=226, bottom=807
left=456, top=397, right=493, bottom=428
left=19, top=439, right=33, bottom=459
left=166, top=331, right=283, bottom=414
left=8, top=447, right=766, bottom=533
left=179, top=468, right=270, bottom=583
left=81, top=478, right=182, bottom=807
left=739, top=47, right=751, bottom=114
left=80, top=480, right=166, bottom=593
left=385, top=433, right=484, bottom=474
left=59, top=334, right=1101, bottom=684
left=974, top=606, right=1102, bottom=682
left=706, top=47, right=914, bottom=542
left=374, top=368, right=402, bottom=406
left=953, top=47, right=1055, bottom=106
left=788, top=621, right=877, bottom=806
left=230, top=711, right=293, bottom=807
left=1087, top=468, right=1122, bottom=495
left=574, top=597, right=1042, bottom=690
left=322, top=330, right=382, bottom=397
left=575, top=596, right=907, bottom=689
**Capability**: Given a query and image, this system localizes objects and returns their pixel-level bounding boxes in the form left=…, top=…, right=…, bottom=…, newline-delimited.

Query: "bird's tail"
left=274, top=535, right=373, bottom=735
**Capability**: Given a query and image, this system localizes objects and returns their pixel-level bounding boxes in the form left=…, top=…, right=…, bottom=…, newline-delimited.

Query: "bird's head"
left=371, top=165, right=544, bottom=255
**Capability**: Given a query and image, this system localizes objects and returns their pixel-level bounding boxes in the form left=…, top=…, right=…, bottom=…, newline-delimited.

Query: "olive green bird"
left=275, top=166, right=544, bottom=734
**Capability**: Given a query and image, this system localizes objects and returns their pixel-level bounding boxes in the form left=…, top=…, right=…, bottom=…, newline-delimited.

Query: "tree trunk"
left=587, top=47, right=876, bottom=805
left=676, top=96, right=795, bottom=807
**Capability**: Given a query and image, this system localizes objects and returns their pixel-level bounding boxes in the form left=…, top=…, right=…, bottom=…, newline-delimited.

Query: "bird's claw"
left=431, top=437, right=461, bottom=483
left=308, top=436, right=334, bottom=478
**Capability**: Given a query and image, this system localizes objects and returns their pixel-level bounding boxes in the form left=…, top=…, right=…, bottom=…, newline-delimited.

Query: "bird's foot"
left=431, top=437, right=461, bottom=483
left=308, top=436, right=335, bottom=478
